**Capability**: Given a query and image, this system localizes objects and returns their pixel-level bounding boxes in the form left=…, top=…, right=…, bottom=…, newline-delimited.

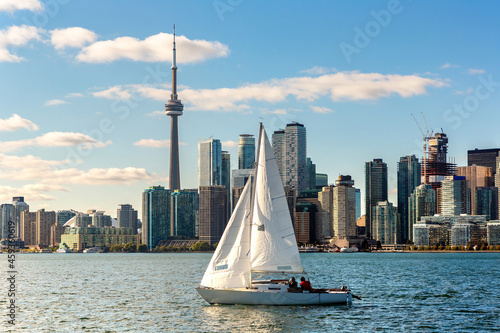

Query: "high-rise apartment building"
left=332, top=175, right=357, bottom=238
left=36, top=209, right=56, bottom=246
left=372, top=201, right=398, bottom=245
left=467, top=148, right=500, bottom=178
left=90, top=211, right=112, bottom=228
left=408, top=184, right=436, bottom=242
left=238, top=134, right=255, bottom=169
left=422, top=133, right=456, bottom=190
left=0, top=204, right=14, bottom=240
left=318, top=185, right=334, bottom=238
left=316, top=173, right=328, bottom=190
left=365, top=158, right=388, bottom=239
left=12, top=197, right=29, bottom=238
left=221, top=150, right=231, bottom=218
left=272, top=122, right=307, bottom=195
left=397, top=155, right=421, bottom=243
left=306, top=157, right=316, bottom=190
left=142, top=186, right=170, bottom=250
left=57, top=210, right=77, bottom=226
left=475, top=187, right=498, bottom=220
left=117, top=204, right=138, bottom=234
left=171, top=189, right=199, bottom=238
left=355, top=188, right=361, bottom=220
left=439, top=176, right=469, bottom=216
left=20, top=211, right=36, bottom=246
left=198, top=138, right=222, bottom=187
left=456, top=165, right=493, bottom=215
left=199, top=185, right=227, bottom=245
left=295, top=189, right=322, bottom=241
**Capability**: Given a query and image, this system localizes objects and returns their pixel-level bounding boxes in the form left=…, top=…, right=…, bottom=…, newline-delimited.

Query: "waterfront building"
left=142, top=186, right=170, bottom=250
left=272, top=129, right=286, bottom=185
left=198, top=138, right=222, bottom=187
left=333, top=175, right=357, bottom=239
left=89, top=210, right=112, bottom=228
left=439, top=176, right=469, bottom=216
left=456, top=165, right=493, bottom=215
left=36, top=209, right=56, bottom=246
left=273, top=122, right=307, bottom=195
left=355, top=188, right=361, bottom=220
left=372, top=201, right=398, bottom=245
left=20, top=211, right=36, bottom=246
left=165, top=26, right=184, bottom=192
left=50, top=223, right=65, bottom=246
left=318, top=185, right=334, bottom=238
left=422, top=133, right=456, bottom=190
left=171, top=189, right=199, bottom=238
left=199, top=185, right=227, bottom=245
left=475, top=187, right=498, bottom=220
left=12, top=197, right=29, bottom=238
left=221, top=150, right=231, bottom=218
left=295, top=189, right=321, bottom=241
left=57, top=210, right=77, bottom=226
left=451, top=223, right=487, bottom=247
left=117, top=204, right=138, bottom=233
left=467, top=148, right=500, bottom=179
left=238, top=134, right=255, bottom=169
left=487, top=221, right=500, bottom=245
left=413, top=222, right=449, bottom=247
left=61, top=226, right=136, bottom=251
left=408, top=184, right=436, bottom=242
left=397, top=155, right=421, bottom=243
left=307, top=157, right=316, bottom=190
left=365, top=158, right=388, bottom=239
left=0, top=203, right=14, bottom=240
left=231, top=186, right=245, bottom=211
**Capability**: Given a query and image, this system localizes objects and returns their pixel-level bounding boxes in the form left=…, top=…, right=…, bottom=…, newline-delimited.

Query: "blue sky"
left=1, top=0, right=499, bottom=217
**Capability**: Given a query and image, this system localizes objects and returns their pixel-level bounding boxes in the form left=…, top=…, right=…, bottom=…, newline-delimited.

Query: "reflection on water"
left=0, top=252, right=498, bottom=332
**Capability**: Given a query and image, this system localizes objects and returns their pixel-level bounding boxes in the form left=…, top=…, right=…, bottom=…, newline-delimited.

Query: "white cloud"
left=467, top=68, right=486, bottom=75
left=66, top=92, right=84, bottom=98
left=44, top=99, right=68, bottom=106
left=76, top=32, right=229, bottom=63
left=133, top=139, right=186, bottom=148
left=311, top=106, right=334, bottom=114
left=0, top=184, right=60, bottom=202
left=146, top=111, right=165, bottom=117
left=0, top=132, right=111, bottom=152
left=221, top=140, right=238, bottom=148
left=301, top=66, right=336, bottom=75
left=262, top=109, right=288, bottom=115
left=50, top=27, right=97, bottom=50
left=453, top=87, right=474, bottom=95
left=0, top=114, right=39, bottom=131
left=0, top=0, right=43, bottom=12
left=0, top=25, right=42, bottom=62
left=92, top=71, right=447, bottom=112
left=440, top=63, right=461, bottom=69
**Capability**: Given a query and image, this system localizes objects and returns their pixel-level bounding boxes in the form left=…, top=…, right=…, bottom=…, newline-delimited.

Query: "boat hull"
left=196, top=288, right=352, bottom=305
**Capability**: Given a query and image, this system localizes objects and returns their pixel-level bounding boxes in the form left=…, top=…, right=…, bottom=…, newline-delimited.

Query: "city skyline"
left=1, top=1, right=500, bottom=217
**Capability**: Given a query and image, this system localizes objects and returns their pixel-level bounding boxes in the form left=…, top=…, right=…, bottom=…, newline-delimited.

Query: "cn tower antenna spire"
left=165, top=24, right=183, bottom=191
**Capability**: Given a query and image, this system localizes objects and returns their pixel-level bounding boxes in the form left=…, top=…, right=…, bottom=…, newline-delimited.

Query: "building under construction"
left=422, top=132, right=456, bottom=189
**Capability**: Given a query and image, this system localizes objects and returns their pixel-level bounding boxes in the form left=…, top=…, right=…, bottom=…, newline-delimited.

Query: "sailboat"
left=196, top=124, right=353, bottom=305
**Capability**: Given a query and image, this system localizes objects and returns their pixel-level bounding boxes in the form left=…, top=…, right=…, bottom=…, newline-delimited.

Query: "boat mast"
left=248, top=122, right=263, bottom=285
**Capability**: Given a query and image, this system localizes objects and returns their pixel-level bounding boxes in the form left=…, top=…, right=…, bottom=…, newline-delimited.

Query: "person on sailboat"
left=300, top=277, right=313, bottom=292
left=289, top=277, right=298, bottom=288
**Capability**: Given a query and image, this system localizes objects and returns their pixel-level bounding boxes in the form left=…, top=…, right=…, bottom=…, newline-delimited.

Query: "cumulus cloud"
left=0, top=132, right=111, bottom=152
left=44, top=99, right=68, bottom=106
left=467, top=68, right=486, bottom=75
left=0, top=184, right=60, bottom=202
left=311, top=106, right=334, bottom=114
left=221, top=140, right=238, bottom=148
left=0, top=114, right=39, bottom=131
left=50, top=27, right=97, bottom=50
left=92, top=71, right=446, bottom=112
left=0, top=25, right=42, bottom=62
left=0, top=0, right=43, bottom=12
left=76, top=32, right=229, bottom=63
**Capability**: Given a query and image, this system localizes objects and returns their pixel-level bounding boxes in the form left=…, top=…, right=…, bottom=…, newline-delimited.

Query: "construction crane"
left=411, top=113, right=433, bottom=185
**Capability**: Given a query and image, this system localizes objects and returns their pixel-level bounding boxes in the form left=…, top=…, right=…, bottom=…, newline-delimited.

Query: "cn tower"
left=165, top=25, right=183, bottom=191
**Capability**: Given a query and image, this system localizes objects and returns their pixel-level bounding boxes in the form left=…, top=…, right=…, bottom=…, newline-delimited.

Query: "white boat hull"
left=196, top=288, right=352, bottom=305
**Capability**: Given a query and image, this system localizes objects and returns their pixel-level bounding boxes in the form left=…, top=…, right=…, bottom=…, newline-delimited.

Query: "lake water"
left=1, top=252, right=499, bottom=332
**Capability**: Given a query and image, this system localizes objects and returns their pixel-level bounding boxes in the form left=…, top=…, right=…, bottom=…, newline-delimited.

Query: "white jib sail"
left=200, top=179, right=252, bottom=289
left=250, top=127, right=304, bottom=273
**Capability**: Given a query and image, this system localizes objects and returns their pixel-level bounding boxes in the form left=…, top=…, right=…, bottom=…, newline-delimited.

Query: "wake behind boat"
left=196, top=124, right=353, bottom=305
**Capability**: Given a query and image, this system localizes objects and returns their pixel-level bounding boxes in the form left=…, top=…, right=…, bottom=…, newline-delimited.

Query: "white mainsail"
left=199, top=179, right=252, bottom=289
left=250, top=127, right=304, bottom=273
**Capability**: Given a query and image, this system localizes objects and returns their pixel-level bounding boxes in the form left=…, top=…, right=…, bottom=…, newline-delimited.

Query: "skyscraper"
left=238, top=134, right=255, bottom=169
left=467, top=148, right=500, bottom=178
left=12, top=197, right=29, bottom=238
left=284, top=122, right=307, bottom=195
left=422, top=132, right=456, bottom=190
left=397, top=155, right=421, bottom=243
left=272, top=129, right=286, bottom=185
left=333, top=175, right=357, bottom=238
left=408, top=184, right=436, bottom=242
left=318, top=185, right=334, bottom=238
left=440, top=176, right=469, bottom=216
left=221, top=150, right=231, bottom=218
left=36, top=209, right=56, bottom=246
left=117, top=204, right=138, bottom=234
left=198, top=138, right=222, bottom=187
left=142, top=186, right=170, bottom=250
left=171, top=189, right=199, bottom=238
left=372, top=201, right=398, bottom=245
left=165, top=26, right=184, bottom=191
left=475, top=187, right=498, bottom=220
left=306, top=157, right=316, bottom=190
left=456, top=165, right=493, bottom=215
left=199, top=185, right=227, bottom=244
left=0, top=204, right=14, bottom=240
left=365, top=158, right=388, bottom=239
